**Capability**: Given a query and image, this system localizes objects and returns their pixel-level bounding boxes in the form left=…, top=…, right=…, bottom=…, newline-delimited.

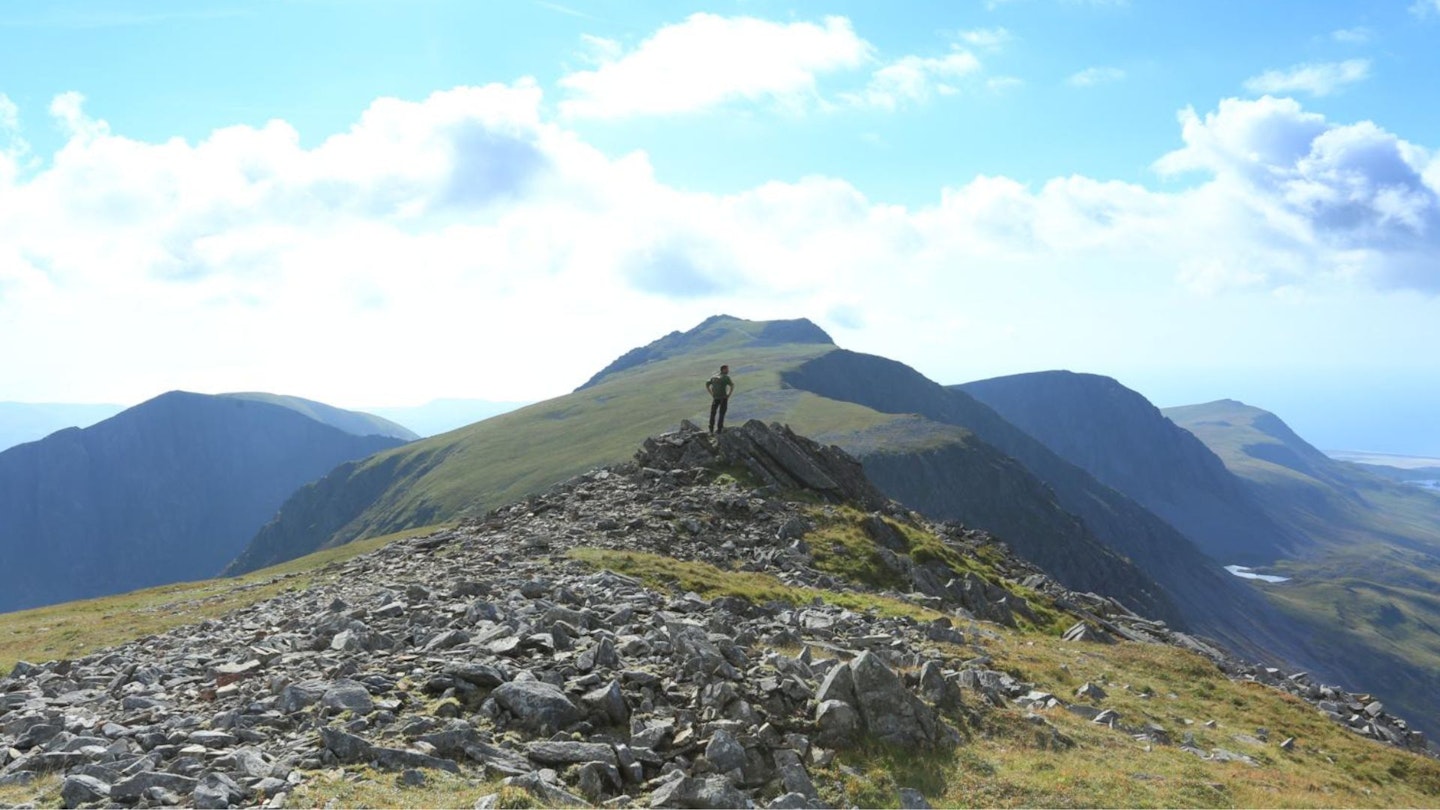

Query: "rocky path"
left=0, top=421, right=1429, bottom=808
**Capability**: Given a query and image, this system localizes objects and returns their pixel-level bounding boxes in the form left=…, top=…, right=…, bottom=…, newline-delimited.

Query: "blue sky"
left=2, top=0, right=1438, bottom=453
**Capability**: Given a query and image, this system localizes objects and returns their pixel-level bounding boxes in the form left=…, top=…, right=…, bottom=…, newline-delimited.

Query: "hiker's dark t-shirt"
left=707, top=373, right=733, bottom=399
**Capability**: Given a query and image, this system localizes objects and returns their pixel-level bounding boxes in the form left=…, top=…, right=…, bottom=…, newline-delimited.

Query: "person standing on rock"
left=706, top=364, right=734, bottom=434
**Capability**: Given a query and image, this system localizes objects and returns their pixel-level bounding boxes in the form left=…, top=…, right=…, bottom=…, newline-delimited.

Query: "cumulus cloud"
left=557, top=14, right=871, bottom=119
left=1157, top=96, right=1440, bottom=291
left=1243, top=59, right=1370, bottom=97
left=1, top=81, right=1436, bottom=405
left=0, top=94, right=26, bottom=185
left=847, top=49, right=983, bottom=110
left=1067, top=66, right=1125, bottom=87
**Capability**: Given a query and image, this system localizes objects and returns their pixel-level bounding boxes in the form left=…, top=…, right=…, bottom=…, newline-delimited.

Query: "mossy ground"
left=565, top=547, right=946, bottom=623
left=802, top=505, right=1069, bottom=634
left=284, top=767, right=527, bottom=809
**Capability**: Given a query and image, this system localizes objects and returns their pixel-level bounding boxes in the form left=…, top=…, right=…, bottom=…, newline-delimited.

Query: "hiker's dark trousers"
left=710, top=397, right=729, bottom=433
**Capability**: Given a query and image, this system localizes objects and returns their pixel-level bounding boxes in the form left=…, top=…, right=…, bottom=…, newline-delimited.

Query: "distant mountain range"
left=365, top=398, right=529, bottom=437
left=0, top=402, right=124, bottom=452
left=0, top=391, right=411, bottom=613
left=7, top=315, right=1438, bottom=740
left=0, top=397, right=523, bottom=450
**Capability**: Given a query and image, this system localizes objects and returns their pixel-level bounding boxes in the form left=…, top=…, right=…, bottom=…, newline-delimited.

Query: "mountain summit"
left=0, top=391, right=410, bottom=613
left=576, top=315, right=834, bottom=391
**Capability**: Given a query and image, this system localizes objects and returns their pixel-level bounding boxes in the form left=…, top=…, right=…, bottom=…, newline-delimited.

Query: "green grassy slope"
left=1166, top=399, right=1440, bottom=737
left=220, top=392, right=420, bottom=441
left=228, top=316, right=1175, bottom=643
left=228, top=322, right=887, bottom=572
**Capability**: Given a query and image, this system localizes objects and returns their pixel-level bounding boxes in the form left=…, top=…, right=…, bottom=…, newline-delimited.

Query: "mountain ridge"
left=958, top=371, right=1302, bottom=564
left=0, top=390, right=409, bottom=613
left=2, top=419, right=1435, bottom=808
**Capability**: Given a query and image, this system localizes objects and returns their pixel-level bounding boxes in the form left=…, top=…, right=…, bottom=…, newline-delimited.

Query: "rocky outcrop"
left=636, top=420, right=888, bottom=512
left=0, top=422, right=1430, bottom=809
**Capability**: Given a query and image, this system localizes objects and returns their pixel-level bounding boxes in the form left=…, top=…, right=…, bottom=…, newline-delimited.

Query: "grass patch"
left=0, top=774, right=60, bottom=807
left=817, top=739, right=958, bottom=808
left=800, top=506, right=1070, bottom=635
left=567, top=548, right=945, bottom=622
left=803, top=510, right=909, bottom=591
left=0, top=524, right=449, bottom=673
left=793, top=626, right=1440, bottom=809
left=286, top=766, right=523, bottom=809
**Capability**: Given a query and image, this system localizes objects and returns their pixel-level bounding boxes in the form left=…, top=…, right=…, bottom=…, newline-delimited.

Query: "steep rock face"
left=0, top=392, right=407, bottom=613
left=959, top=372, right=1301, bottom=564
left=223, top=443, right=457, bottom=577
left=859, top=437, right=1177, bottom=626
left=782, top=350, right=1322, bottom=668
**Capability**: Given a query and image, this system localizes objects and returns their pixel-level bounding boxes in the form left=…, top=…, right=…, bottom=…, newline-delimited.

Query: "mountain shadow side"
left=1166, top=398, right=1440, bottom=739
left=0, top=391, right=409, bottom=614
left=958, top=371, right=1303, bottom=565
left=781, top=350, right=1323, bottom=668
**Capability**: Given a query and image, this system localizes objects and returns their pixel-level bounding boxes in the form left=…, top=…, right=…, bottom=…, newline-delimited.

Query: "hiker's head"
left=720, top=365, right=729, bottom=373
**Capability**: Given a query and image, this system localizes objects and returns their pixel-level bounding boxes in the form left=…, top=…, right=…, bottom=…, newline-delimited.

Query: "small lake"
left=1225, top=565, right=1290, bottom=583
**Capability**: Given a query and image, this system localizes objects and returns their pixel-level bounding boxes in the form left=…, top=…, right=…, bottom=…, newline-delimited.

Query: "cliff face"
left=781, top=351, right=1322, bottom=668
left=0, top=391, right=407, bottom=613
left=959, top=371, right=1300, bottom=564
left=857, top=433, right=1180, bottom=626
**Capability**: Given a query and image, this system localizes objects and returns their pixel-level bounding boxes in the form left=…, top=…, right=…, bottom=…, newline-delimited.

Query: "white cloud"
left=557, top=14, right=871, bottom=119
left=0, top=94, right=17, bottom=132
left=957, top=27, right=1012, bottom=50
left=0, top=94, right=24, bottom=185
left=1330, top=26, right=1374, bottom=44
left=1, top=86, right=1435, bottom=407
left=1156, top=96, right=1440, bottom=292
left=847, top=49, right=983, bottom=110
left=1243, top=59, right=1370, bottom=97
left=1067, top=66, right=1125, bottom=87
left=1412, top=0, right=1440, bottom=17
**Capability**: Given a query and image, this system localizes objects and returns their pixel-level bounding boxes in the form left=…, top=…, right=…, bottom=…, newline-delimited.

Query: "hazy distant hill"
left=958, top=371, right=1302, bottom=564
left=366, top=399, right=529, bottom=437
left=1167, top=399, right=1440, bottom=738
left=0, top=402, right=124, bottom=452
left=223, top=392, right=419, bottom=441
left=0, top=392, right=409, bottom=613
